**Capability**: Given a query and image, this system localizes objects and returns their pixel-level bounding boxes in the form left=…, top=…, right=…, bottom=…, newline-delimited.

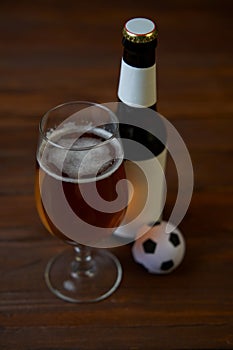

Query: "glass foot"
left=44, top=247, right=122, bottom=303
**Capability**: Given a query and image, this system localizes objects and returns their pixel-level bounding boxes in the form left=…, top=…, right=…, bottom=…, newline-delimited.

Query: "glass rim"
left=39, top=101, right=120, bottom=151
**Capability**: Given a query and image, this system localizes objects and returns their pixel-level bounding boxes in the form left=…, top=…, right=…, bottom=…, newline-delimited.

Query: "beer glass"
left=35, top=101, right=128, bottom=302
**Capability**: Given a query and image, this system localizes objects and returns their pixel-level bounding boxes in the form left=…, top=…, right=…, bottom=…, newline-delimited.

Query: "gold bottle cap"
left=123, top=18, right=158, bottom=43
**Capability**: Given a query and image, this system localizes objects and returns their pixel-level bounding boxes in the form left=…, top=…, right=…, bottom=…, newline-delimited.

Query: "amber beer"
left=35, top=127, right=127, bottom=244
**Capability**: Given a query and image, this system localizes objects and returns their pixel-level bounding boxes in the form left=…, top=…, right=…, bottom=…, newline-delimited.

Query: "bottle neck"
left=118, top=39, right=157, bottom=108
left=122, top=38, right=157, bottom=68
left=118, top=59, right=157, bottom=108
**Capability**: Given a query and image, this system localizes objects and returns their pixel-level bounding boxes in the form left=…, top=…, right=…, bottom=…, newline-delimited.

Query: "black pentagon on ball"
left=169, top=232, right=180, bottom=247
left=143, top=239, right=157, bottom=254
left=160, top=260, right=174, bottom=271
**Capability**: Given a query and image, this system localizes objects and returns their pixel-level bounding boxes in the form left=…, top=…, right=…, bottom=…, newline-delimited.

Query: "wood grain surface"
left=0, top=0, right=232, bottom=349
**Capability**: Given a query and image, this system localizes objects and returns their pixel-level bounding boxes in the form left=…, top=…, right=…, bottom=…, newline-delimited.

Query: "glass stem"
left=71, top=244, right=95, bottom=278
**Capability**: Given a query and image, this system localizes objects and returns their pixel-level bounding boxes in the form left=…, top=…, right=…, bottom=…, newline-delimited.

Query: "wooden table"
left=0, top=1, right=232, bottom=349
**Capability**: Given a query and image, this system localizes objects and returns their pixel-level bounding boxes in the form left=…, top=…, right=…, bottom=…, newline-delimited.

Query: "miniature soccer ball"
left=132, top=221, right=185, bottom=274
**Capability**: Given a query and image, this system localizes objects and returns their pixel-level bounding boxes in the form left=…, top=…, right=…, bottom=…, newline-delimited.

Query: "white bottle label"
left=118, top=59, right=157, bottom=107
left=115, top=148, right=167, bottom=240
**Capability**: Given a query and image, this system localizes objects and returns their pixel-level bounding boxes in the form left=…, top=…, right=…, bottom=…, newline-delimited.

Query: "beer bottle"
left=115, top=17, right=167, bottom=240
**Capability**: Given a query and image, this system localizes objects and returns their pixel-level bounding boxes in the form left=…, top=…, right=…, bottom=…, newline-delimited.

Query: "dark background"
left=0, top=0, right=232, bottom=349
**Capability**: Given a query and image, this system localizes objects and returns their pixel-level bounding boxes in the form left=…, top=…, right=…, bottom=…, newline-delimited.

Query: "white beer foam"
left=38, top=124, right=123, bottom=183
